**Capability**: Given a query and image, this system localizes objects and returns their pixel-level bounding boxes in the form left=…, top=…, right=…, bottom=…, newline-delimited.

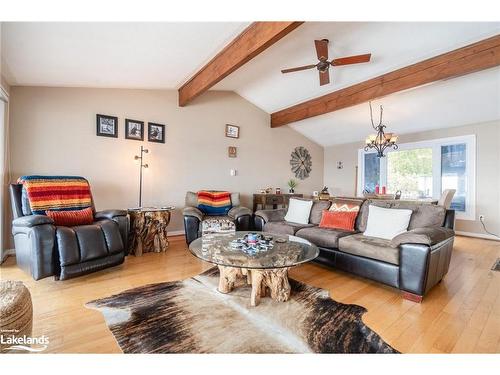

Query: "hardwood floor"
left=1, top=235, right=499, bottom=353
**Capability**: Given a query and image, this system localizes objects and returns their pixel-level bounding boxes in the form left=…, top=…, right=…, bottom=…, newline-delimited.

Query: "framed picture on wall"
left=228, top=146, right=237, bottom=158
left=148, top=122, right=165, bottom=143
left=125, top=119, right=144, bottom=141
left=96, top=114, right=118, bottom=138
left=225, top=124, right=239, bottom=138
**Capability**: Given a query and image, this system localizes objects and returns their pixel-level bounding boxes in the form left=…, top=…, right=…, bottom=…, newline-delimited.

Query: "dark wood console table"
left=253, top=193, right=303, bottom=212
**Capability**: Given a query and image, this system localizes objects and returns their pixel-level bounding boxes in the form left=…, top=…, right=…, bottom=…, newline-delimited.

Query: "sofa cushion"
left=309, top=200, right=332, bottom=224
left=295, top=226, right=353, bottom=249
left=363, top=205, right=412, bottom=240
left=264, top=221, right=314, bottom=235
left=356, top=199, right=446, bottom=232
left=319, top=210, right=358, bottom=231
left=46, top=207, right=94, bottom=226
left=284, top=198, right=313, bottom=224
left=338, top=233, right=399, bottom=265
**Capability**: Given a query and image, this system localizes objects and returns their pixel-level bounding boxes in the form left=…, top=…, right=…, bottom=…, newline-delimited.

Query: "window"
left=358, top=135, right=476, bottom=220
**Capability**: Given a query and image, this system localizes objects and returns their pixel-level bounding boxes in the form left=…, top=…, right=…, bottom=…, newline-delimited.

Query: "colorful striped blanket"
left=18, top=175, right=93, bottom=215
left=197, top=191, right=232, bottom=215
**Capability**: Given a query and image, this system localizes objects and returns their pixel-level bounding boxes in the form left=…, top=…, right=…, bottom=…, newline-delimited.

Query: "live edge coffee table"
left=188, top=231, right=319, bottom=306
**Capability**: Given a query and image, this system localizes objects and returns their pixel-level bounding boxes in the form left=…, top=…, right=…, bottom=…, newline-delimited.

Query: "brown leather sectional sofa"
left=254, top=198, right=455, bottom=302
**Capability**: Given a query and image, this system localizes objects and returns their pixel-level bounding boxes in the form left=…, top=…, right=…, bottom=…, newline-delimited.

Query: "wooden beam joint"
left=178, top=22, right=303, bottom=107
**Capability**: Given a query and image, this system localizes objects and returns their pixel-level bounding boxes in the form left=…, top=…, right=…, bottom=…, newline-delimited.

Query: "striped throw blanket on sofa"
left=18, top=175, right=93, bottom=215
left=197, top=191, right=232, bottom=215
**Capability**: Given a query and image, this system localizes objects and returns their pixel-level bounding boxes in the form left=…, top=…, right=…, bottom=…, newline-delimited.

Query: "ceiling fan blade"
left=319, top=70, right=330, bottom=86
left=281, top=64, right=317, bottom=74
left=331, top=53, right=372, bottom=66
left=314, top=39, right=329, bottom=61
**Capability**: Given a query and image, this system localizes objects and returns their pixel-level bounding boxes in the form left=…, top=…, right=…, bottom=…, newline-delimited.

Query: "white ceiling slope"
left=289, top=67, right=500, bottom=147
left=214, top=22, right=500, bottom=112
left=1, top=22, right=250, bottom=88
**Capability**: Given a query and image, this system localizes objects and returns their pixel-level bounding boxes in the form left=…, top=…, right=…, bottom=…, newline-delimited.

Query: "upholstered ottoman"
left=202, top=216, right=236, bottom=235
left=0, top=280, right=33, bottom=353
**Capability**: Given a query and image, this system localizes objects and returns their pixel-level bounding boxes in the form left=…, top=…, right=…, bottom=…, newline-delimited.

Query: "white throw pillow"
left=284, top=198, right=313, bottom=225
left=363, top=205, right=413, bottom=240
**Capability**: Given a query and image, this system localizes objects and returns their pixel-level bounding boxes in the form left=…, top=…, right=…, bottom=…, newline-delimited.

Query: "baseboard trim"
left=456, top=231, right=500, bottom=242
left=169, top=230, right=185, bottom=237
left=1, top=249, right=15, bottom=264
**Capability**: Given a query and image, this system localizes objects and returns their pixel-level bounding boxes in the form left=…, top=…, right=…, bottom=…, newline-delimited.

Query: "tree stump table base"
left=217, top=265, right=291, bottom=306
left=128, top=209, right=172, bottom=256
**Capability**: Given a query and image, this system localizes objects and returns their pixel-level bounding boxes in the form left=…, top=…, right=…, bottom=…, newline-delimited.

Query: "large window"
left=358, top=135, right=476, bottom=220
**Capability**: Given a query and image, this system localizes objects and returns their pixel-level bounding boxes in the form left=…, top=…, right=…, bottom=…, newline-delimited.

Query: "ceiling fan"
left=281, top=39, right=372, bottom=86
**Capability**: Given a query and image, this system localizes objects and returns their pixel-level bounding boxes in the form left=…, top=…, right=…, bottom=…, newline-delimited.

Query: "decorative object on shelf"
left=125, top=119, right=144, bottom=141
left=128, top=207, right=174, bottom=256
left=364, top=102, right=398, bottom=157
left=265, top=187, right=273, bottom=194
left=134, top=146, right=149, bottom=207
left=96, top=114, right=118, bottom=138
left=287, top=179, right=297, bottom=193
left=253, top=193, right=303, bottom=212
left=319, top=186, right=330, bottom=200
left=275, top=187, right=281, bottom=194
left=148, top=122, right=165, bottom=143
left=228, top=146, right=237, bottom=158
left=290, top=146, right=312, bottom=180
left=225, top=124, right=240, bottom=138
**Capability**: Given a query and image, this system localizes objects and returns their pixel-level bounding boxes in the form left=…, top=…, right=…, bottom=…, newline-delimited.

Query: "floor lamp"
left=134, top=146, right=149, bottom=208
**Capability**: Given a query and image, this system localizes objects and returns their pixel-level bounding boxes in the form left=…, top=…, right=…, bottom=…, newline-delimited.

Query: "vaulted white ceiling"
left=2, top=22, right=500, bottom=147
left=1, top=22, right=250, bottom=88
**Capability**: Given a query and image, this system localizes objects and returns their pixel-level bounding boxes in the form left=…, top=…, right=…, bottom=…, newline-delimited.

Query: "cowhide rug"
left=86, top=267, right=398, bottom=353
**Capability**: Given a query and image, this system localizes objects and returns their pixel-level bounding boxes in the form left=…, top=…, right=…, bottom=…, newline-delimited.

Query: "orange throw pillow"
left=319, top=210, right=357, bottom=231
left=46, top=207, right=94, bottom=226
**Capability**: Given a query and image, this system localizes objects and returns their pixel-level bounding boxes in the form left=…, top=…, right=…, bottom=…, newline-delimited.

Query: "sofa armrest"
left=254, top=208, right=287, bottom=223
left=12, top=215, right=54, bottom=228
left=182, top=206, right=204, bottom=221
left=391, top=227, right=455, bottom=248
left=228, top=206, right=252, bottom=220
left=95, top=209, right=128, bottom=220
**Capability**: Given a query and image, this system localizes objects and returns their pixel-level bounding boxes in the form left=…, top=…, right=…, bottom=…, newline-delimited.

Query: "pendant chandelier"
left=364, top=102, right=398, bottom=158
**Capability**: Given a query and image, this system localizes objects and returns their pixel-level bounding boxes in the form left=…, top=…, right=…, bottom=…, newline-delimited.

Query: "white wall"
left=324, top=120, right=500, bottom=236
left=8, top=87, right=324, bottom=244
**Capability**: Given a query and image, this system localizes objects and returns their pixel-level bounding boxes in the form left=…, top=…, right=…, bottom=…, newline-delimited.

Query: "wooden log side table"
left=252, top=193, right=303, bottom=212
left=128, top=207, right=174, bottom=256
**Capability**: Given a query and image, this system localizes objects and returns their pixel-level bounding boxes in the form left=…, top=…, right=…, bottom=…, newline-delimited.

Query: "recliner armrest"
left=182, top=206, right=204, bottom=221
left=391, top=227, right=454, bottom=248
left=12, top=215, right=54, bottom=228
left=254, top=208, right=287, bottom=223
left=228, top=206, right=252, bottom=220
left=95, top=209, right=128, bottom=220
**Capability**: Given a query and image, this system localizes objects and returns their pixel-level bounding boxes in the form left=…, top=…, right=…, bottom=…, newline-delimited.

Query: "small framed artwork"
left=228, top=146, right=237, bottom=158
left=125, top=119, right=144, bottom=141
left=96, top=114, right=118, bottom=138
left=225, top=124, right=240, bottom=139
left=148, top=122, right=166, bottom=143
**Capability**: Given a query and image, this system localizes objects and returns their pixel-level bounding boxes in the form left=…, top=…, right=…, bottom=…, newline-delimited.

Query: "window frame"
left=357, top=134, right=476, bottom=220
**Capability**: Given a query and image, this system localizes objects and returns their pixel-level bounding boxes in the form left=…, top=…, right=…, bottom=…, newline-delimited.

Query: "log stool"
left=0, top=280, right=33, bottom=353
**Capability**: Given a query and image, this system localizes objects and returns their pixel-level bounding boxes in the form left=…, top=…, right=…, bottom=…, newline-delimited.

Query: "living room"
left=1, top=1, right=499, bottom=372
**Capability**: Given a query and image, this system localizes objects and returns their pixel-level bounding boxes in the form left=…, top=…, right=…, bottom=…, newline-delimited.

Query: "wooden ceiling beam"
left=178, top=22, right=303, bottom=106
left=271, top=34, right=500, bottom=127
